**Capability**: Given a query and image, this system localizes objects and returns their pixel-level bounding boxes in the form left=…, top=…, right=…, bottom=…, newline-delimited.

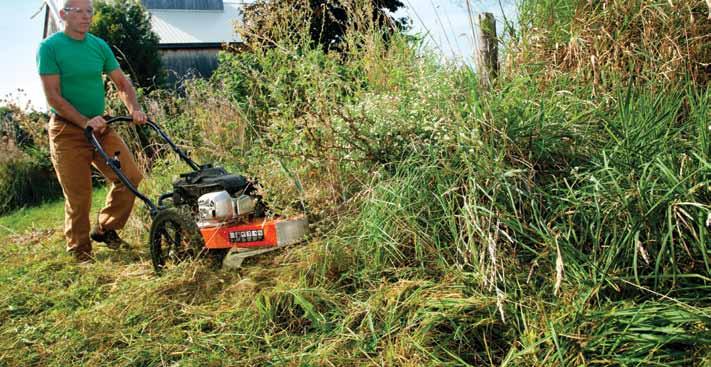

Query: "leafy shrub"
left=91, top=0, right=163, bottom=88
left=0, top=143, right=61, bottom=215
left=0, top=108, right=61, bottom=214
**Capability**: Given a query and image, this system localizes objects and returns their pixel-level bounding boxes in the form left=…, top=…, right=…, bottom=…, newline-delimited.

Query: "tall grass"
left=511, top=0, right=711, bottom=86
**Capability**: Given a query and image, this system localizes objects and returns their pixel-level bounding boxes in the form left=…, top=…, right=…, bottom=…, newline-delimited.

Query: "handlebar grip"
left=84, top=116, right=133, bottom=140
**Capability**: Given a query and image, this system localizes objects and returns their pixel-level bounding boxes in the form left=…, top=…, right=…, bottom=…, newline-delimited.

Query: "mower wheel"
left=149, top=208, right=205, bottom=274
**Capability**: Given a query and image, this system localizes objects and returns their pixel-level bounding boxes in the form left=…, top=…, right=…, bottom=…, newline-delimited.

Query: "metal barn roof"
left=148, top=1, right=244, bottom=47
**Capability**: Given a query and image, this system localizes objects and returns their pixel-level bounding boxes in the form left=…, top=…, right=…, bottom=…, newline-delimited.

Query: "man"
left=37, top=0, right=147, bottom=262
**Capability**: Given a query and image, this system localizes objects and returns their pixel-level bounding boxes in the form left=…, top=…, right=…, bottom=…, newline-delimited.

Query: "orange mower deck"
left=200, top=216, right=308, bottom=250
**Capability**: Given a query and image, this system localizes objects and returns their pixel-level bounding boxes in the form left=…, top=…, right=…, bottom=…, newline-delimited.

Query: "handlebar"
left=84, top=116, right=201, bottom=171
left=83, top=115, right=202, bottom=216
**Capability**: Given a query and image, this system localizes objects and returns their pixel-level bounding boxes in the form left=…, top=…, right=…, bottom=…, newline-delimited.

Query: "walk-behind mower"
left=85, top=116, right=309, bottom=274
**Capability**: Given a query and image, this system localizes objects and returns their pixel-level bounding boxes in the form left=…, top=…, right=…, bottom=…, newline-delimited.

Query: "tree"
left=91, top=0, right=164, bottom=88
left=240, top=0, right=406, bottom=53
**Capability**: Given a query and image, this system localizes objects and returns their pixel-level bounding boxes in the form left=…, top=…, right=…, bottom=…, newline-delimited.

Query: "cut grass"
left=0, top=186, right=108, bottom=241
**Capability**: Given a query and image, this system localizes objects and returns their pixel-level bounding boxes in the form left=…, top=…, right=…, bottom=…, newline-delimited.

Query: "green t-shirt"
left=36, top=32, right=120, bottom=118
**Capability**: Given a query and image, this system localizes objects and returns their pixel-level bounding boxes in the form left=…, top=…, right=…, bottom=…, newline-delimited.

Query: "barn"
left=41, top=0, right=244, bottom=85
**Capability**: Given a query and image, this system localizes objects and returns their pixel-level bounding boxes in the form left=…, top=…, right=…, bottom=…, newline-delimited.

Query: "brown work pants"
left=48, top=115, right=143, bottom=256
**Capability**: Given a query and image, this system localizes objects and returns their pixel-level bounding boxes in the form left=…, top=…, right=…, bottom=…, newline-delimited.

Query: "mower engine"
left=171, top=166, right=308, bottom=268
left=196, top=191, right=258, bottom=227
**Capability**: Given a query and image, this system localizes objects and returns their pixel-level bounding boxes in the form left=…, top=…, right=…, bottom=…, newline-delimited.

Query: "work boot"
left=90, top=227, right=123, bottom=250
left=71, top=249, right=94, bottom=264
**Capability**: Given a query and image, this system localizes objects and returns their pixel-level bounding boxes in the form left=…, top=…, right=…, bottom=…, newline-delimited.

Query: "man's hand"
left=108, top=69, right=147, bottom=125
left=131, top=109, right=147, bottom=125
left=85, top=116, right=108, bottom=135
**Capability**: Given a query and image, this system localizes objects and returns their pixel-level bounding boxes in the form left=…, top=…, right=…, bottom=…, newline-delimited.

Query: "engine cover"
left=197, top=191, right=235, bottom=227
left=196, top=191, right=260, bottom=228
left=172, top=166, right=251, bottom=206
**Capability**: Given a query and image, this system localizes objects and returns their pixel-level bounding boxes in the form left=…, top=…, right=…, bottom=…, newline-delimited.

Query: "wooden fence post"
left=476, top=12, right=498, bottom=89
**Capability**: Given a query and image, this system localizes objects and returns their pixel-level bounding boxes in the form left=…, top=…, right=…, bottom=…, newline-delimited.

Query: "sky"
left=0, top=0, right=516, bottom=112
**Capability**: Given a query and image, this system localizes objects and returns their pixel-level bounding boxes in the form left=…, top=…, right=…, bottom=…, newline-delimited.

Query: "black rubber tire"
left=149, top=208, right=205, bottom=274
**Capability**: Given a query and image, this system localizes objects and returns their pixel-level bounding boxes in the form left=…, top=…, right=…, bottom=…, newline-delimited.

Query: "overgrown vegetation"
left=0, top=107, right=61, bottom=214
left=1, top=0, right=710, bottom=365
left=241, top=0, right=406, bottom=53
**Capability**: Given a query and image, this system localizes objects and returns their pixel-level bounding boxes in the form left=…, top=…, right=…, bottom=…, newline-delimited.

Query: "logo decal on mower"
left=229, top=229, right=265, bottom=243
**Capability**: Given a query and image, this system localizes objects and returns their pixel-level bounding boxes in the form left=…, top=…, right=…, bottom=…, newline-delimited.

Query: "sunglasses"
left=63, top=7, right=94, bottom=16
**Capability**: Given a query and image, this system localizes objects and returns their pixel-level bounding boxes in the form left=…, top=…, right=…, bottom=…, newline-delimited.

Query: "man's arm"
left=108, top=69, right=147, bottom=124
left=40, top=75, right=109, bottom=134
left=40, top=74, right=88, bottom=128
